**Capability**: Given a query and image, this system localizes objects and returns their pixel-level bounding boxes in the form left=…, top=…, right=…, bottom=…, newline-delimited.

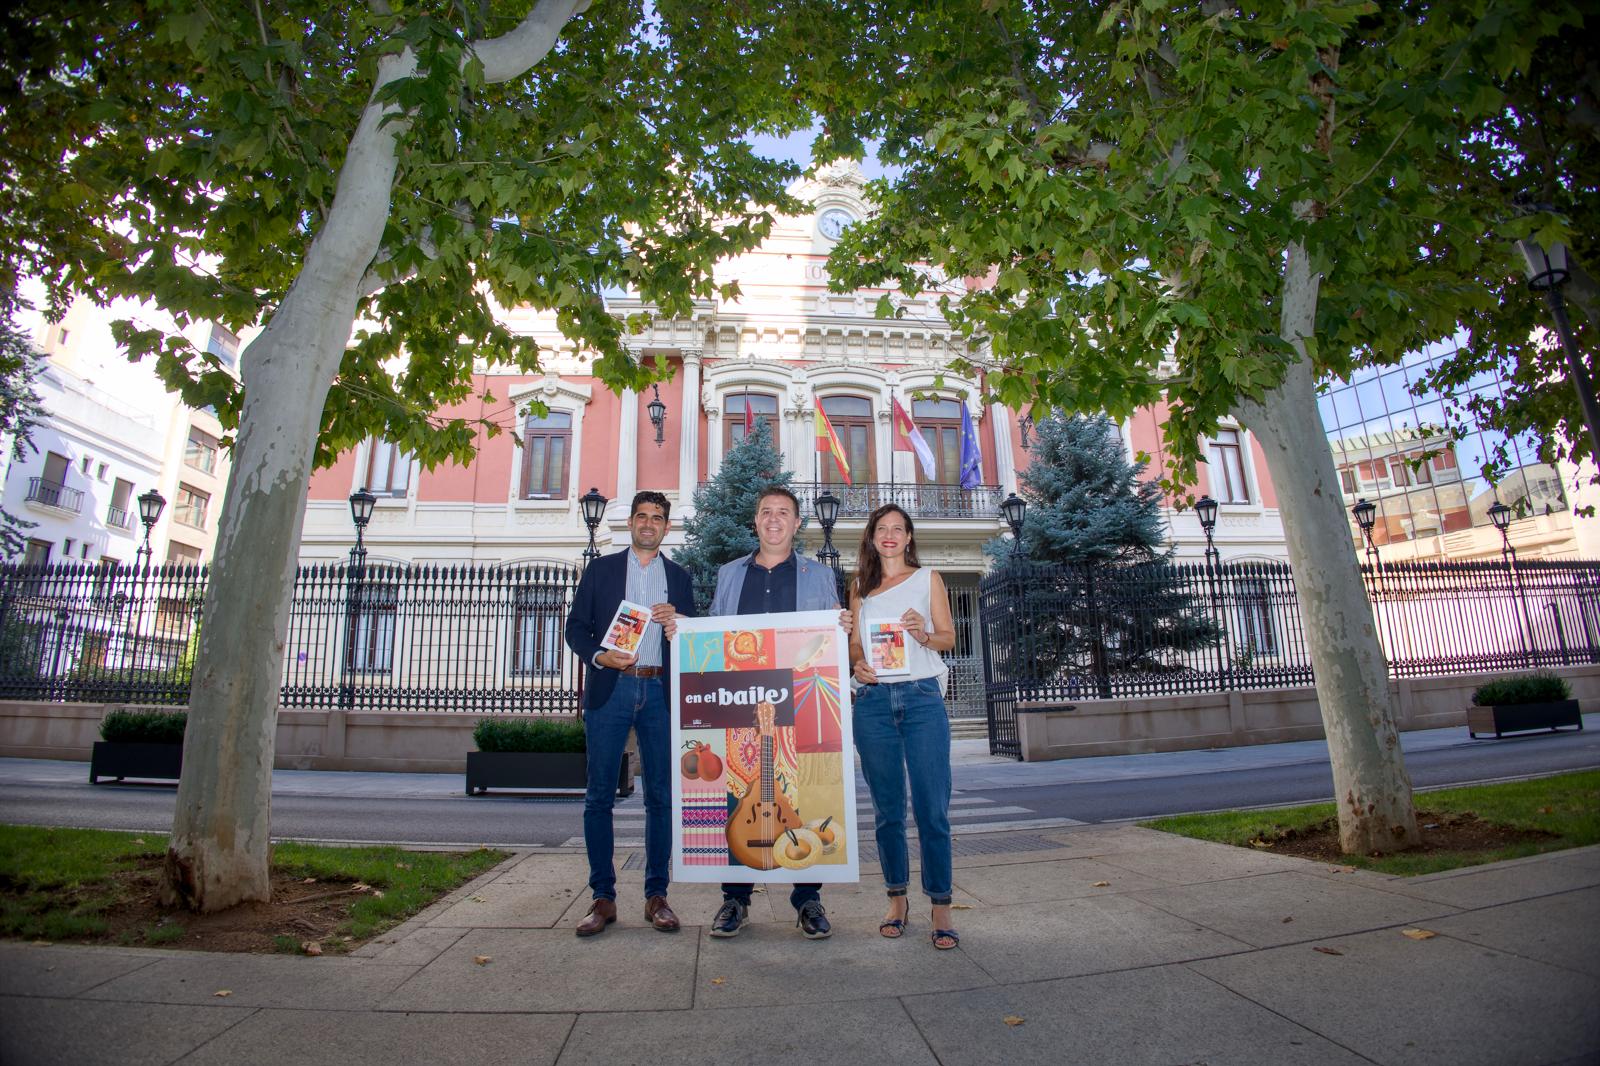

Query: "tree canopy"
left=819, top=0, right=1586, bottom=484
left=0, top=0, right=842, bottom=463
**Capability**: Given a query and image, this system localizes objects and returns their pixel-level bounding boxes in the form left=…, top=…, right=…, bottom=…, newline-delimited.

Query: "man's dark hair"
left=630, top=490, right=671, bottom=520
left=754, top=484, right=800, bottom=517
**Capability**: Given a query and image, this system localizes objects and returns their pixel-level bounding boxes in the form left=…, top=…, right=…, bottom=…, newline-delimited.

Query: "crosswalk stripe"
left=950, top=816, right=1085, bottom=833
left=948, top=805, right=1034, bottom=819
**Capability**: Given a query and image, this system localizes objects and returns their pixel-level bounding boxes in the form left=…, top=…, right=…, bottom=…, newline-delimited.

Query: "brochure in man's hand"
left=865, top=618, right=912, bottom=676
left=602, top=600, right=653, bottom=655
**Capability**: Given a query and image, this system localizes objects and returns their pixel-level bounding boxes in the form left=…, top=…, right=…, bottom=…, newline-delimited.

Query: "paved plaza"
left=2, top=817, right=1596, bottom=1065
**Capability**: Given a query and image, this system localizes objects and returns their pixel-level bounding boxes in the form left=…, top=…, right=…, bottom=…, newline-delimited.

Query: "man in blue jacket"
left=708, top=485, right=852, bottom=941
left=564, top=490, right=697, bottom=937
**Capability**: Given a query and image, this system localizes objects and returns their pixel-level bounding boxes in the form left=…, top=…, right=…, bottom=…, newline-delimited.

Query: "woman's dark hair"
left=854, top=504, right=919, bottom=600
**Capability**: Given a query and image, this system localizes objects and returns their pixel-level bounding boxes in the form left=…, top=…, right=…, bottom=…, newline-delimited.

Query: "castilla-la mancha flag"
left=891, top=395, right=937, bottom=480
left=815, top=405, right=851, bottom=484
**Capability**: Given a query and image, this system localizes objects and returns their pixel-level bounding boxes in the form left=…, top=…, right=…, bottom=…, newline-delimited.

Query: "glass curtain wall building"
left=1319, top=338, right=1579, bottom=561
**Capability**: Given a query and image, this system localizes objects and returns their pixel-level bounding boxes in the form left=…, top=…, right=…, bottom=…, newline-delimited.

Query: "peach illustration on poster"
left=670, top=610, right=859, bottom=884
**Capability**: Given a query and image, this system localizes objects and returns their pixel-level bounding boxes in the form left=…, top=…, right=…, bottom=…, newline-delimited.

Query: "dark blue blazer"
left=564, top=548, right=697, bottom=711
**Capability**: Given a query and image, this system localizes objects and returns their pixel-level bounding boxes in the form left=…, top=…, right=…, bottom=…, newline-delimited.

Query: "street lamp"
left=1487, top=500, right=1515, bottom=563
left=1488, top=499, right=1534, bottom=665
left=1515, top=225, right=1600, bottom=463
left=348, top=487, right=376, bottom=566
left=814, top=490, right=841, bottom=570
left=580, top=487, right=608, bottom=565
left=342, top=487, right=377, bottom=709
left=1351, top=497, right=1378, bottom=571
left=647, top=384, right=667, bottom=447
left=135, top=489, right=165, bottom=570
left=1195, top=494, right=1220, bottom=568
left=1000, top=492, right=1027, bottom=556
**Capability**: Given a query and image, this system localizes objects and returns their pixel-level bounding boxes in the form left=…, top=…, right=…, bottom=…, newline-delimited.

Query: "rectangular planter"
left=1467, top=699, right=1583, bottom=739
left=465, top=749, right=631, bottom=797
left=89, top=741, right=183, bottom=784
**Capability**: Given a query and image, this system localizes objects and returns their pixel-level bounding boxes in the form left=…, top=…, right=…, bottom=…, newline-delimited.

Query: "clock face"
left=818, top=208, right=855, bottom=240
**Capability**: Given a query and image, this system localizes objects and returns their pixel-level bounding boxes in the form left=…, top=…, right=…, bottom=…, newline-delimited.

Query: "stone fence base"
left=0, top=703, right=581, bottom=773
left=1014, top=664, right=1600, bottom=761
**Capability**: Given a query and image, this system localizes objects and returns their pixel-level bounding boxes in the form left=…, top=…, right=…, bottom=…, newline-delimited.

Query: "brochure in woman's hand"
left=602, top=600, right=653, bottom=655
left=865, top=618, right=912, bottom=676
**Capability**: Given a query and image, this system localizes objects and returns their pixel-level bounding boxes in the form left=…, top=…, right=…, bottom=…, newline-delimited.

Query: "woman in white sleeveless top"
left=848, top=504, right=959, bottom=949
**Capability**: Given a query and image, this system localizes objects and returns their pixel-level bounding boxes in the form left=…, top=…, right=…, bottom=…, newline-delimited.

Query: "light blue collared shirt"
left=624, top=548, right=669, bottom=668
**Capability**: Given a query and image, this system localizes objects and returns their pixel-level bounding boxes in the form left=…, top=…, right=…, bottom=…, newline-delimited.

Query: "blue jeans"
left=852, top=675, right=953, bottom=903
left=583, top=674, right=671, bottom=901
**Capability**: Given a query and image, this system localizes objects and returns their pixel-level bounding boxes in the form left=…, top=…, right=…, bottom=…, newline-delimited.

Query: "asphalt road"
left=960, top=725, right=1600, bottom=824
left=1, top=723, right=1595, bottom=847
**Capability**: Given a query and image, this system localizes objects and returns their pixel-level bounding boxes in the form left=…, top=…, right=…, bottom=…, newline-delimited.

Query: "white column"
left=992, top=402, right=1018, bottom=493
left=616, top=387, right=639, bottom=509
left=677, top=349, right=702, bottom=497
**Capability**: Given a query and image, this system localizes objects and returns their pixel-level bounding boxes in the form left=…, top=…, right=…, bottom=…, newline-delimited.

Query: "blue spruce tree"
left=674, top=419, right=800, bottom=602
left=992, top=414, right=1217, bottom=694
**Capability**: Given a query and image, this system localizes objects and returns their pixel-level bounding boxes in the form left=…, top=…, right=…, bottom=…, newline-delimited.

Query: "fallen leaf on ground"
left=1003, top=1015, right=1025, bottom=1027
left=474, top=955, right=492, bottom=965
left=1327, top=865, right=1356, bottom=874
left=1401, top=929, right=1437, bottom=940
left=1249, top=839, right=1274, bottom=849
left=469, top=895, right=488, bottom=903
left=132, top=838, right=145, bottom=845
left=1313, top=947, right=1344, bottom=956
left=1282, top=917, right=1294, bottom=923
left=352, top=882, right=372, bottom=893
left=30, top=940, right=50, bottom=947
left=301, top=941, right=323, bottom=956
left=213, top=990, right=232, bottom=998
left=372, top=890, right=385, bottom=899
left=951, top=903, right=972, bottom=910
left=1091, top=881, right=1110, bottom=887
left=395, top=862, right=411, bottom=870
left=710, top=977, right=726, bottom=985
left=301, top=877, right=316, bottom=884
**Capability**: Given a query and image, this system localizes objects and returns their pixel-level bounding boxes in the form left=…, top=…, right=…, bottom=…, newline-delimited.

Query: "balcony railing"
left=698, top=481, right=1005, bottom=520
left=106, top=505, right=132, bottom=530
left=25, top=478, right=84, bottom=514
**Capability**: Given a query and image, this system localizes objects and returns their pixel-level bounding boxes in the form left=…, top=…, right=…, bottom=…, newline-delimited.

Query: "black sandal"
left=879, top=888, right=908, bottom=939
left=930, top=901, right=958, bottom=949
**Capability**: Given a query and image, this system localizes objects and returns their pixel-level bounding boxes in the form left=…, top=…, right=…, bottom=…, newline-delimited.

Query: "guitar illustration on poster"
left=670, top=611, right=859, bottom=884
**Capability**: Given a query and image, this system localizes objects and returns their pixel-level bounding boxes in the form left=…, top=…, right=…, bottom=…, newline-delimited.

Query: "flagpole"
left=888, top=392, right=896, bottom=509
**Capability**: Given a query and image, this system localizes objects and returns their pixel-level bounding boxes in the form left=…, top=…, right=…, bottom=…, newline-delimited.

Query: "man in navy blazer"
left=564, top=490, right=697, bottom=937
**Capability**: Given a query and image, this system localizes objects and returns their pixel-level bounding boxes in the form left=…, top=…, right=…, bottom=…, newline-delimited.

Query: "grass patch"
left=0, top=825, right=508, bottom=950
left=1141, top=770, right=1600, bottom=876
left=271, top=841, right=506, bottom=940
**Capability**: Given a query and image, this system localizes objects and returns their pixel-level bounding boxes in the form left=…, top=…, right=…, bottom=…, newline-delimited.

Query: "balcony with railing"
left=25, top=478, right=84, bottom=514
left=106, top=505, right=132, bottom=530
left=697, top=481, right=1005, bottom=520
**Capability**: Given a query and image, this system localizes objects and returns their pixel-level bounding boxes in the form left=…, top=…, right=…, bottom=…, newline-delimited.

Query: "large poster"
left=671, top=610, right=858, bottom=883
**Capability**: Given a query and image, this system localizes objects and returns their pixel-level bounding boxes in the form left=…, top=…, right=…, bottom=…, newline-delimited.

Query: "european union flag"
left=959, top=403, right=983, bottom=489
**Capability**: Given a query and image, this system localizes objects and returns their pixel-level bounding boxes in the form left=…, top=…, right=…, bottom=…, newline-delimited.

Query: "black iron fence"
left=8, top=555, right=1596, bottom=734
left=0, top=560, right=588, bottom=713
left=979, top=557, right=1600, bottom=757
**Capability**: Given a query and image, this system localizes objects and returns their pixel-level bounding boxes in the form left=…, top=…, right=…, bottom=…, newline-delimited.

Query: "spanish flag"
left=815, top=406, right=852, bottom=485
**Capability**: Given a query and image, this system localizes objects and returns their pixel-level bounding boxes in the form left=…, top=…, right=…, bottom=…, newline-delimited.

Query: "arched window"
left=913, top=398, right=964, bottom=485
left=724, top=392, right=780, bottom=453
left=819, top=396, right=875, bottom=484
left=521, top=411, right=573, bottom=499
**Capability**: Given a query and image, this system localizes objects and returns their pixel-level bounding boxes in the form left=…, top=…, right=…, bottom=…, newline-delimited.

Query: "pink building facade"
left=299, top=163, right=1290, bottom=577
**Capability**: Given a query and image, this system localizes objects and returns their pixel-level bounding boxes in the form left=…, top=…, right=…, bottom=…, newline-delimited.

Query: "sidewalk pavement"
left=3, top=822, right=1597, bottom=1065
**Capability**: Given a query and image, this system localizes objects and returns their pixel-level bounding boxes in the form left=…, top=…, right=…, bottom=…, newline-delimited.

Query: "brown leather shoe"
left=645, top=895, right=680, bottom=932
left=575, top=898, right=617, bottom=937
